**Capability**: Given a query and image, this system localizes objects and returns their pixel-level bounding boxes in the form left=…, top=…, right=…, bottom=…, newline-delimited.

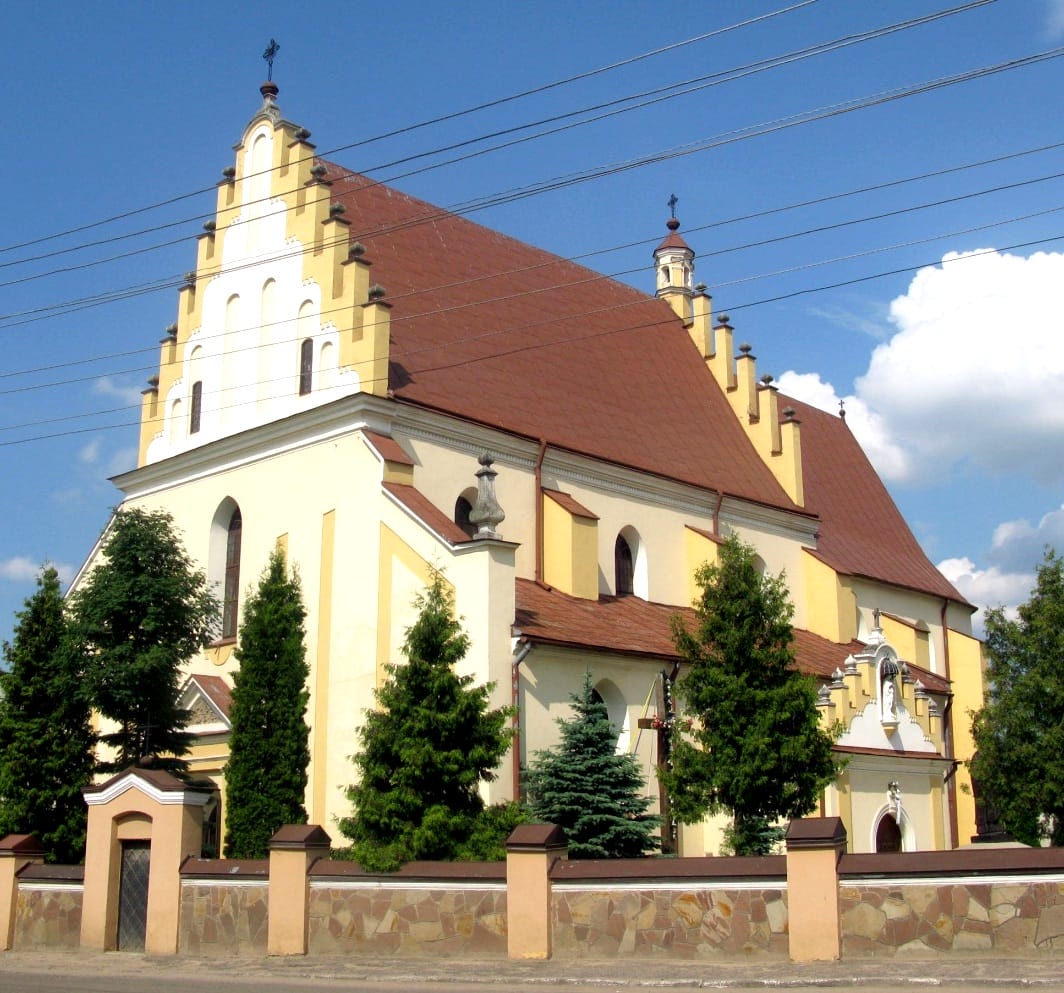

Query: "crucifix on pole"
left=637, top=665, right=680, bottom=854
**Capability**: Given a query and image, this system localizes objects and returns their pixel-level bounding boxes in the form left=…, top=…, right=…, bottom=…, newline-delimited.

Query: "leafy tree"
left=970, top=549, right=1064, bottom=847
left=224, top=549, right=310, bottom=858
left=71, top=507, right=218, bottom=773
left=338, top=573, right=512, bottom=870
left=661, top=534, right=837, bottom=855
left=524, top=670, right=660, bottom=858
left=0, top=567, right=95, bottom=863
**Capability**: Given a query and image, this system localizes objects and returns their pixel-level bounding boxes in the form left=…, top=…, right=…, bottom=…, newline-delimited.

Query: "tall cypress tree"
left=224, top=549, right=310, bottom=859
left=524, top=671, right=660, bottom=858
left=0, top=566, right=95, bottom=863
left=72, top=507, right=218, bottom=772
left=338, top=573, right=512, bottom=870
left=662, top=534, right=837, bottom=855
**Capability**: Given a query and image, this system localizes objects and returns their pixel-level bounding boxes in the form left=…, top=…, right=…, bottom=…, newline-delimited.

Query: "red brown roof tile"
left=324, top=163, right=795, bottom=512
left=785, top=397, right=967, bottom=605
left=383, top=481, right=473, bottom=545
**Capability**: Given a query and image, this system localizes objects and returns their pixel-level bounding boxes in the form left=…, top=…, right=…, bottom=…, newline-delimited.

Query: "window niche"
left=209, top=500, right=243, bottom=642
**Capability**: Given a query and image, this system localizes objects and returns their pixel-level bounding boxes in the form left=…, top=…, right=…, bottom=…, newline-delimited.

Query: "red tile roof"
left=189, top=674, right=233, bottom=719
left=321, top=162, right=964, bottom=606
left=543, top=488, right=599, bottom=519
left=513, top=578, right=922, bottom=687
left=325, top=164, right=794, bottom=512
left=383, top=481, right=472, bottom=545
left=783, top=398, right=966, bottom=605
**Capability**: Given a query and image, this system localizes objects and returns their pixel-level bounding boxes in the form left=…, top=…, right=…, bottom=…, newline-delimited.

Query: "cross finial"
left=667, top=193, right=679, bottom=218
left=263, top=38, right=280, bottom=81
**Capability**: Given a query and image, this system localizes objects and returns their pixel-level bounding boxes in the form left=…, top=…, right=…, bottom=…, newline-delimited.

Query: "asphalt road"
left=3, top=951, right=1064, bottom=992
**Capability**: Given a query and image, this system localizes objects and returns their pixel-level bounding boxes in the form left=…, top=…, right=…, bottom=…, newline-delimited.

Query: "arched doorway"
left=875, top=813, right=902, bottom=853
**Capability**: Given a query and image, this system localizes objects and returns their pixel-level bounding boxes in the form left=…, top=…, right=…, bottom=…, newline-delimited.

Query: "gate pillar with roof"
left=81, top=767, right=211, bottom=954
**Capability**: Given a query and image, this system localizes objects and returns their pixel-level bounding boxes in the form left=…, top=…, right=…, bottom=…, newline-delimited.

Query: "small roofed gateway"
left=69, top=80, right=983, bottom=856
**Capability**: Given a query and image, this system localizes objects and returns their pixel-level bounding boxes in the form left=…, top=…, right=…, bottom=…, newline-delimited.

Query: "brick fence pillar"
left=267, top=825, right=331, bottom=956
left=0, top=834, right=45, bottom=951
left=506, top=823, right=567, bottom=960
left=785, top=817, right=847, bottom=962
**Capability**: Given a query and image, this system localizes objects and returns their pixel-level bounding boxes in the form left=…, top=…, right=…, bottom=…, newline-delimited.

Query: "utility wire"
left=2, top=137, right=1059, bottom=386
left=5, top=40, right=1058, bottom=330
left=0, top=0, right=986, bottom=280
left=0, top=1, right=821, bottom=258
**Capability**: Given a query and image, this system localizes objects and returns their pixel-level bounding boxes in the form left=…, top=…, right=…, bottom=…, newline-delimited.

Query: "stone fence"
left=2, top=768, right=1064, bottom=961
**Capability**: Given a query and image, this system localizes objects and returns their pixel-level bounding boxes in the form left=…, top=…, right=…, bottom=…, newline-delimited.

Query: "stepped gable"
left=785, top=396, right=966, bottom=605
left=324, top=163, right=794, bottom=512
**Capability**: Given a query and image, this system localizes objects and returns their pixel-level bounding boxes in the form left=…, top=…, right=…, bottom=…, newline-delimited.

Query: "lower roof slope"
left=324, top=164, right=794, bottom=512
left=785, top=397, right=965, bottom=605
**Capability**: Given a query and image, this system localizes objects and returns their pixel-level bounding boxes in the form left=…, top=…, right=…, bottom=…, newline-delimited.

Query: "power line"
left=5, top=38, right=1058, bottom=331
left=0, top=1, right=986, bottom=282
left=0, top=1, right=821, bottom=259
left=2, top=149, right=1062, bottom=388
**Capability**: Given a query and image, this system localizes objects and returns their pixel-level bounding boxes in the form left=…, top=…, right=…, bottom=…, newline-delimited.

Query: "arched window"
left=875, top=814, right=902, bottom=853
left=455, top=492, right=476, bottom=539
left=189, top=381, right=203, bottom=434
left=615, top=534, right=634, bottom=596
left=298, top=339, right=313, bottom=395
left=222, top=508, right=242, bottom=639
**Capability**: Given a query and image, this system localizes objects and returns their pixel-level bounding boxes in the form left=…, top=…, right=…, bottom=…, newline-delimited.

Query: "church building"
left=70, top=82, right=984, bottom=855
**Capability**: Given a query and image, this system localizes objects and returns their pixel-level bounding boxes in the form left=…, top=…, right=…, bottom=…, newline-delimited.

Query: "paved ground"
left=1, top=949, right=1063, bottom=989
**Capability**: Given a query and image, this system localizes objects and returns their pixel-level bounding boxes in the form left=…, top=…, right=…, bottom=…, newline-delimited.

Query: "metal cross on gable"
left=263, top=38, right=280, bottom=81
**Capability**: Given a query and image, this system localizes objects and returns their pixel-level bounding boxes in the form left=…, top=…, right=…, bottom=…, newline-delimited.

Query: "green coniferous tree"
left=338, top=573, right=512, bottom=870
left=224, top=549, right=310, bottom=858
left=662, top=534, right=837, bottom=855
left=71, top=507, right=218, bottom=773
left=970, top=549, right=1064, bottom=846
left=0, top=566, right=95, bottom=863
left=524, top=671, right=660, bottom=858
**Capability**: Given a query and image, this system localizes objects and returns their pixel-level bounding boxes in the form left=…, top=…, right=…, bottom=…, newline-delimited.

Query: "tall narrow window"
left=299, top=338, right=313, bottom=395
left=222, top=509, right=242, bottom=639
left=189, top=381, right=203, bottom=434
left=615, top=534, right=634, bottom=596
left=455, top=495, right=475, bottom=538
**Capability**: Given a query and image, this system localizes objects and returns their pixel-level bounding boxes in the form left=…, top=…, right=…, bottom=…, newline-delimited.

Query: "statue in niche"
left=880, top=658, right=900, bottom=724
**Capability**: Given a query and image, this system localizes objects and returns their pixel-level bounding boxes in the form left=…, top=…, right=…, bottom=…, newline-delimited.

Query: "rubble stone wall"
left=552, top=885, right=789, bottom=958
left=840, top=880, right=1064, bottom=956
left=306, top=883, right=508, bottom=956
left=178, top=881, right=269, bottom=956
left=13, top=884, right=82, bottom=950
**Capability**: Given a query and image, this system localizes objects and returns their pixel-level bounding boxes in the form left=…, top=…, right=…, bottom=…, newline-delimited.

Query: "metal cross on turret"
left=667, top=193, right=679, bottom=218
left=263, top=38, right=280, bottom=81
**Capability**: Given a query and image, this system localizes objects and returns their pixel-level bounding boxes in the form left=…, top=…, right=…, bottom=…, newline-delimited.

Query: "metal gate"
left=117, top=841, right=150, bottom=951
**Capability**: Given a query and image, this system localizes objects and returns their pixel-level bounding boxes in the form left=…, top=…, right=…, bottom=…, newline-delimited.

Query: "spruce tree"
left=0, top=567, right=95, bottom=863
left=224, top=549, right=310, bottom=858
left=662, top=534, right=837, bottom=855
left=524, top=670, right=660, bottom=858
left=338, top=573, right=512, bottom=870
left=71, top=507, right=218, bottom=772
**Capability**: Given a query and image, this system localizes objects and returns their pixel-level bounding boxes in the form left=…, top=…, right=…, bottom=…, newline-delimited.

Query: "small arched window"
left=615, top=534, right=634, bottom=596
left=222, top=508, right=242, bottom=639
left=189, top=381, right=203, bottom=434
left=455, top=494, right=475, bottom=539
left=298, top=338, right=313, bottom=396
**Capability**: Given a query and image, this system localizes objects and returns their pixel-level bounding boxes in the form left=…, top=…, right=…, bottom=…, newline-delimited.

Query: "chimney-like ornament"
left=469, top=453, right=505, bottom=540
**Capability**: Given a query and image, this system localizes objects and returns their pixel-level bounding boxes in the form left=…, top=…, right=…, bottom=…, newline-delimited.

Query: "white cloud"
left=783, top=250, right=1064, bottom=485
left=1047, top=0, right=1064, bottom=38
left=988, top=505, right=1064, bottom=572
left=0, top=557, right=74, bottom=585
left=106, top=446, right=138, bottom=478
left=775, top=371, right=911, bottom=481
left=92, top=376, right=144, bottom=407
left=79, top=438, right=101, bottom=464
left=936, top=556, right=1033, bottom=636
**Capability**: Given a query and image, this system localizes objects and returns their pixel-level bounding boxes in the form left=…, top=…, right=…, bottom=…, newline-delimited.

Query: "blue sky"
left=2, top=0, right=1063, bottom=643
